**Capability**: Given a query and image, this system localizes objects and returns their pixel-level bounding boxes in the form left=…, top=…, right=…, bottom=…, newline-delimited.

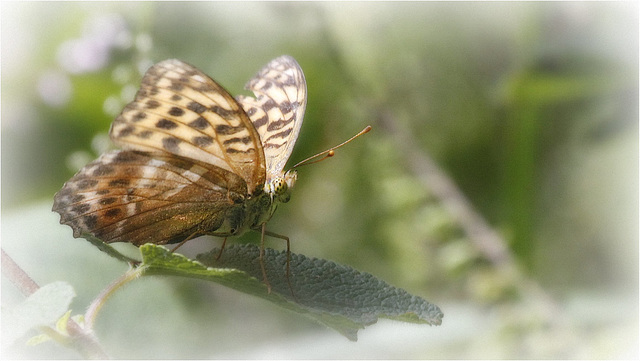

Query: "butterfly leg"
left=215, top=237, right=229, bottom=260
left=259, top=224, right=272, bottom=293
left=261, top=226, right=295, bottom=298
left=170, top=231, right=199, bottom=253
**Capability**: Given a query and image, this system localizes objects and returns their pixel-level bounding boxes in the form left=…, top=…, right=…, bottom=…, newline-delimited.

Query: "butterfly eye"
left=275, top=179, right=287, bottom=195
left=275, top=179, right=291, bottom=203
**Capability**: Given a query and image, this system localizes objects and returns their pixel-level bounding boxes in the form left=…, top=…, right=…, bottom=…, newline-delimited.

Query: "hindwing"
left=53, top=150, right=247, bottom=245
left=236, top=55, right=306, bottom=183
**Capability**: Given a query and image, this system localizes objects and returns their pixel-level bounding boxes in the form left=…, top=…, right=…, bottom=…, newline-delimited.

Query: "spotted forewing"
left=110, top=59, right=266, bottom=193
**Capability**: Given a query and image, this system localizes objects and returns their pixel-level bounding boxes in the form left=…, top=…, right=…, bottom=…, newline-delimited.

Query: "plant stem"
left=1, top=249, right=40, bottom=296
left=84, top=265, right=146, bottom=330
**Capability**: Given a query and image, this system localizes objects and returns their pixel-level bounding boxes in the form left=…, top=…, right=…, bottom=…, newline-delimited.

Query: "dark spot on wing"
left=76, top=179, right=98, bottom=190
left=109, top=179, right=130, bottom=187
left=132, top=112, right=147, bottom=122
left=187, top=101, right=207, bottom=114
left=118, top=125, right=135, bottom=137
left=92, top=165, right=115, bottom=176
left=99, top=197, right=117, bottom=205
left=146, top=100, right=160, bottom=109
left=252, top=115, right=268, bottom=129
left=193, top=136, right=214, bottom=147
left=105, top=208, right=122, bottom=218
left=84, top=215, right=98, bottom=229
left=223, top=136, right=252, bottom=145
left=215, top=124, right=245, bottom=135
left=156, top=119, right=178, bottom=130
left=189, top=117, right=209, bottom=130
left=138, top=130, right=153, bottom=139
left=162, top=137, right=181, bottom=152
left=211, top=106, right=236, bottom=120
left=168, top=107, right=184, bottom=117
left=72, top=203, right=91, bottom=214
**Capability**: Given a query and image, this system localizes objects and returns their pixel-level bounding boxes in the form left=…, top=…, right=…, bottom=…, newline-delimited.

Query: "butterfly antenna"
left=292, top=125, right=372, bottom=169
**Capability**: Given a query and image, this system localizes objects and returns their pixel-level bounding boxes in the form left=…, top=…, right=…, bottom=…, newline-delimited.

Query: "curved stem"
left=84, top=265, right=146, bottom=330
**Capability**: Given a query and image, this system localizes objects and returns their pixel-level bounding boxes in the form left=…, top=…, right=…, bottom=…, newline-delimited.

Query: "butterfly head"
left=266, top=170, right=297, bottom=204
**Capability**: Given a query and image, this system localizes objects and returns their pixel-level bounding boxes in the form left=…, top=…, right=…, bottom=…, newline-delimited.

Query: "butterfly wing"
left=236, top=55, right=307, bottom=183
left=54, top=59, right=273, bottom=245
left=110, top=59, right=266, bottom=194
left=53, top=150, right=248, bottom=245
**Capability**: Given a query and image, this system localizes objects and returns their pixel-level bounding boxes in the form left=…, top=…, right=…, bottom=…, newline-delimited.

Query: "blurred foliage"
left=2, top=1, right=637, bottom=359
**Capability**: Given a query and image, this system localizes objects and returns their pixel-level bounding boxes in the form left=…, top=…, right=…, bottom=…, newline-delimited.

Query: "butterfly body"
left=53, top=56, right=306, bottom=249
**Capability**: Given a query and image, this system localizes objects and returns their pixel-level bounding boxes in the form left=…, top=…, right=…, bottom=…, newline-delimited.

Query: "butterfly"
left=53, top=56, right=308, bottom=291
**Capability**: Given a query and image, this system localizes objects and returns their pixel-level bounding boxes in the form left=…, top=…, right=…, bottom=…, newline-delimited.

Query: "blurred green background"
left=2, top=2, right=637, bottom=358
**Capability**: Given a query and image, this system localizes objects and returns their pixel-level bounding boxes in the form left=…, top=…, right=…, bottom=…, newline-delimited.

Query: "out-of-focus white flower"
left=37, top=70, right=72, bottom=107
left=57, top=14, right=132, bottom=74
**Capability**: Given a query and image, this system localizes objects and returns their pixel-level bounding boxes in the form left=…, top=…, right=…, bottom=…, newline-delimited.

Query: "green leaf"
left=139, top=244, right=443, bottom=341
left=3, top=281, right=76, bottom=345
